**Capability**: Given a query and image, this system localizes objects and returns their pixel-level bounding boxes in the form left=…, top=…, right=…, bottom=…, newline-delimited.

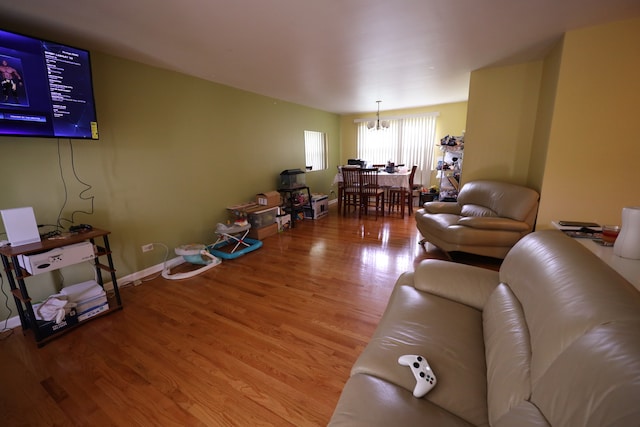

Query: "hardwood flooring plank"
left=0, top=205, right=501, bottom=426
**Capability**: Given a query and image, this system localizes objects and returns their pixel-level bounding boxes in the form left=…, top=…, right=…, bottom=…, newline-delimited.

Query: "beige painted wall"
left=464, top=61, right=543, bottom=186
left=0, top=52, right=340, bottom=315
left=527, top=38, right=563, bottom=193
left=338, top=102, right=468, bottom=191
left=536, top=17, right=640, bottom=229
left=463, top=18, right=640, bottom=230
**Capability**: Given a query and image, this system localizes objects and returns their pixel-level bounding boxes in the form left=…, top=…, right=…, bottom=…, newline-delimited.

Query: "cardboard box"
left=248, top=223, right=278, bottom=240
left=226, top=202, right=260, bottom=220
left=30, top=308, right=78, bottom=339
left=256, top=191, right=281, bottom=207
left=304, top=194, right=329, bottom=219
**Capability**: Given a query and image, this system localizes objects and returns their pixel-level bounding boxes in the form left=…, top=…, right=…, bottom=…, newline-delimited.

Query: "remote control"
left=398, top=354, right=437, bottom=397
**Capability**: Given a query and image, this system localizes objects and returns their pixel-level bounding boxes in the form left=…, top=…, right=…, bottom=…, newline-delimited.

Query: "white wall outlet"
left=141, top=243, right=154, bottom=253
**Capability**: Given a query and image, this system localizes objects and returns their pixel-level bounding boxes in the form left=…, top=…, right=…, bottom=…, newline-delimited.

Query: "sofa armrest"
left=422, top=201, right=462, bottom=215
left=413, top=259, right=499, bottom=310
left=458, top=216, right=531, bottom=232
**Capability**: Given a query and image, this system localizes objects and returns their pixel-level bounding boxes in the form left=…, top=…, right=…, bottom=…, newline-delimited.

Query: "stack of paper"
left=60, top=280, right=108, bottom=321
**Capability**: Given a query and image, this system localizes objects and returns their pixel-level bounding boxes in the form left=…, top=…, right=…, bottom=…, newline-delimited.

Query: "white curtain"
left=304, top=130, right=327, bottom=171
left=356, top=113, right=438, bottom=186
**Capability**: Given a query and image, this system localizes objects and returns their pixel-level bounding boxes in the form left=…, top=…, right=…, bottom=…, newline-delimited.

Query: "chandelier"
left=367, top=100, right=390, bottom=130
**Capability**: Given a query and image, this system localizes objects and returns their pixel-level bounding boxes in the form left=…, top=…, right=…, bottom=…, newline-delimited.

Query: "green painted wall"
left=0, top=52, right=340, bottom=317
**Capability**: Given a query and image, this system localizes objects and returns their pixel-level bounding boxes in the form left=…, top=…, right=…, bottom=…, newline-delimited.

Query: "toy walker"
left=162, top=222, right=262, bottom=280
left=161, top=243, right=222, bottom=280
left=208, top=222, right=263, bottom=259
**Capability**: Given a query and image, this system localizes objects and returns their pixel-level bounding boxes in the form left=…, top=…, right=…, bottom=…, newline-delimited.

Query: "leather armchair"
left=415, top=180, right=539, bottom=259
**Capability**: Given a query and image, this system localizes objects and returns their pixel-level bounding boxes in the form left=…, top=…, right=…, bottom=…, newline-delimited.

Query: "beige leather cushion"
left=500, top=230, right=640, bottom=385
left=492, top=401, right=551, bottom=427
left=483, top=284, right=533, bottom=425
left=457, top=180, right=539, bottom=221
left=499, top=230, right=640, bottom=426
left=531, top=321, right=640, bottom=427
left=423, top=202, right=462, bottom=215
left=461, top=204, right=496, bottom=217
left=421, top=217, right=528, bottom=247
left=457, top=216, right=531, bottom=232
left=418, top=212, right=461, bottom=233
left=350, top=273, right=489, bottom=426
left=328, top=373, right=474, bottom=427
left=413, top=259, right=498, bottom=310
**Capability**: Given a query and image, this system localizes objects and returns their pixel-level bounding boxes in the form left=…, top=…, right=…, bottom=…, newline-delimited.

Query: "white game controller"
left=398, top=354, right=437, bottom=397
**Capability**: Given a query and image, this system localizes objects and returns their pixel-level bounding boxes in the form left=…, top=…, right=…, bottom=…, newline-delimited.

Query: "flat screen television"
left=0, top=28, right=98, bottom=140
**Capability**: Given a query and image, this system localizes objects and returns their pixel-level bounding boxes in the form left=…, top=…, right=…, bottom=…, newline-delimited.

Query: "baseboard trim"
left=105, top=255, right=185, bottom=289
left=2, top=256, right=186, bottom=331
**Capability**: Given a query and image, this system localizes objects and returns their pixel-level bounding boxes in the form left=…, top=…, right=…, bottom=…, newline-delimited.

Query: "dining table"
left=334, top=170, right=412, bottom=215
left=333, top=170, right=411, bottom=189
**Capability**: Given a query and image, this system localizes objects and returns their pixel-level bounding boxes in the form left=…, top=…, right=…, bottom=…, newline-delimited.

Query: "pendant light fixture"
left=367, top=100, right=390, bottom=130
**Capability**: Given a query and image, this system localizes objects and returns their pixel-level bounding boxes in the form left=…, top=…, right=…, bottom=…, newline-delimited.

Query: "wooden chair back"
left=341, top=167, right=361, bottom=191
left=359, top=168, right=380, bottom=193
left=409, top=165, right=418, bottom=188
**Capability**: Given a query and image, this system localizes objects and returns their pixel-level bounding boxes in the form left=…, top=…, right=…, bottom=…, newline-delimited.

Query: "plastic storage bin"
left=247, top=206, right=279, bottom=228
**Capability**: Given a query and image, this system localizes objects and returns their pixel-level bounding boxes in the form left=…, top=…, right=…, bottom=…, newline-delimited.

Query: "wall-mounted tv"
left=0, top=28, right=98, bottom=140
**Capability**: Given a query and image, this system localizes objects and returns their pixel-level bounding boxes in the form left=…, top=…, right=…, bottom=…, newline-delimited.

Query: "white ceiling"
left=1, top=0, right=639, bottom=114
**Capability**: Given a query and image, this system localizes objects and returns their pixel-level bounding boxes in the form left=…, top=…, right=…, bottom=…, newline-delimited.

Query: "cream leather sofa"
left=415, top=180, right=540, bottom=259
left=329, top=230, right=640, bottom=426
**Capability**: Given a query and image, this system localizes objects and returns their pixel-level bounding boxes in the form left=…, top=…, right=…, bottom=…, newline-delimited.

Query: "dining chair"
left=359, top=168, right=385, bottom=219
left=388, top=165, right=418, bottom=218
left=341, top=166, right=361, bottom=216
left=336, top=166, right=344, bottom=214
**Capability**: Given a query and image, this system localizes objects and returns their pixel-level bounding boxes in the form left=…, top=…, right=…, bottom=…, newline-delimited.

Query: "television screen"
left=0, top=28, right=98, bottom=139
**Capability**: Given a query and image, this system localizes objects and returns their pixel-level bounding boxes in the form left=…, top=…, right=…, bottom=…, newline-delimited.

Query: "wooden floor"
left=0, top=205, right=500, bottom=426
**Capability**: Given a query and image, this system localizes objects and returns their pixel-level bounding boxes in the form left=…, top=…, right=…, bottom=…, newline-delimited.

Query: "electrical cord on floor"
left=106, top=243, right=170, bottom=292
left=144, top=242, right=170, bottom=282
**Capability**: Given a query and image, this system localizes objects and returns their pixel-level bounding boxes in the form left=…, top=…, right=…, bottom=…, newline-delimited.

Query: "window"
left=304, top=130, right=327, bottom=171
left=355, top=113, right=438, bottom=184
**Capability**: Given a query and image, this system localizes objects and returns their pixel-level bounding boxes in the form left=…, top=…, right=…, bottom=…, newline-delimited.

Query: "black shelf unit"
left=0, top=228, right=122, bottom=347
left=278, top=186, right=313, bottom=228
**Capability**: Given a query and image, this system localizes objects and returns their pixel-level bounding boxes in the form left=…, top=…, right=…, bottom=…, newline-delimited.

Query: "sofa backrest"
left=483, top=230, right=640, bottom=426
left=456, top=180, right=539, bottom=226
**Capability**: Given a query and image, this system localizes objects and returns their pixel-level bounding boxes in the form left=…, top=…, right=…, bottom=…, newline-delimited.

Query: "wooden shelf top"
left=0, top=228, right=110, bottom=257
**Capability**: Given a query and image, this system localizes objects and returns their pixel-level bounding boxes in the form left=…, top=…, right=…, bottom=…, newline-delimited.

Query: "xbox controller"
left=398, top=354, right=437, bottom=398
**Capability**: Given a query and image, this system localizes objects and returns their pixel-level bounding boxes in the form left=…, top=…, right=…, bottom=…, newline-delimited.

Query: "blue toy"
left=207, top=222, right=263, bottom=260
left=162, top=223, right=262, bottom=280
